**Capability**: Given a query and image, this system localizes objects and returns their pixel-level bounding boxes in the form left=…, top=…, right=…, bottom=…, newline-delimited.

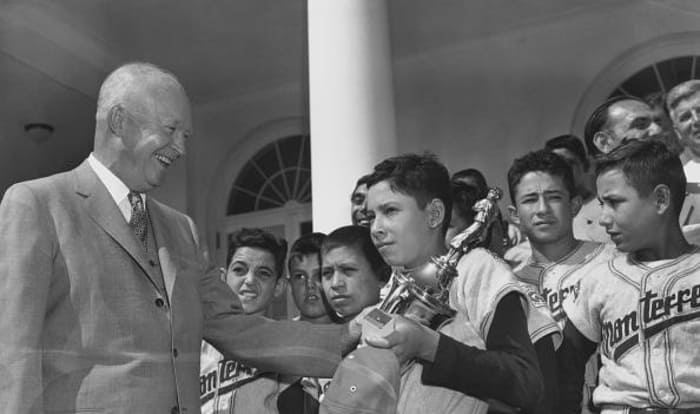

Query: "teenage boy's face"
left=288, top=254, right=327, bottom=320
left=367, top=180, right=435, bottom=268
left=227, top=246, right=283, bottom=316
left=597, top=168, right=657, bottom=252
left=510, top=171, right=578, bottom=245
left=321, top=245, right=383, bottom=318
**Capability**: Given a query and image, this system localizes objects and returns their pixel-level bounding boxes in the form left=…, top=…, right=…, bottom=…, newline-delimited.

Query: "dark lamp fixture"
left=24, top=123, right=54, bottom=142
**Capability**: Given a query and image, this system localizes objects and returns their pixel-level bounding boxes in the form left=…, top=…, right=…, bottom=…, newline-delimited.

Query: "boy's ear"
left=653, top=184, right=672, bottom=215
left=427, top=198, right=446, bottom=229
left=273, top=277, right=288, bottom=298
left=571, top=194, right=583, bottom=217
left=507, top=204, right=520, bottom=226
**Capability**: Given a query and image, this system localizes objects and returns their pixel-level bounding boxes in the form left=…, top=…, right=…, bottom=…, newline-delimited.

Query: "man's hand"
left=364, top=315, right=440, bottom=365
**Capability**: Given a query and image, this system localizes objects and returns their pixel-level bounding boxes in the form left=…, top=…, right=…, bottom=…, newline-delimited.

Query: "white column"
left=308, top=0, right=398, bottom=233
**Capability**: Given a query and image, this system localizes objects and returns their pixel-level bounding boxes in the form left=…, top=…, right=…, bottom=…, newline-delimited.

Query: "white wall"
left=392, top=2, right=700, bottom=198
left=185, top=1, right=700, bottom=243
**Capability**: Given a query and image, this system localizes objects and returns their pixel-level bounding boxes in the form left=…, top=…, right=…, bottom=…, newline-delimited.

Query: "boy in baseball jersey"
left=507, top=150, right=616, bottom=413
left=321, top=153, right=546, bottom=414
left=559, top=139, right=700, bottom=413
left=200, top=228, right=290, bottom=414
left=448, top=176, right=562, bottom=413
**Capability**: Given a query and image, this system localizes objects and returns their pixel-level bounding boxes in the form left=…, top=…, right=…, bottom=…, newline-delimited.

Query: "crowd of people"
left=2, top=61, right=700, bottom=414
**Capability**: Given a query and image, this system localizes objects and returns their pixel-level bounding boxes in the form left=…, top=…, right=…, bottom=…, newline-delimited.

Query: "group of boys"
left=205, top=80, right=700, bottom=414
left=199, top=225, right=392, bottom=413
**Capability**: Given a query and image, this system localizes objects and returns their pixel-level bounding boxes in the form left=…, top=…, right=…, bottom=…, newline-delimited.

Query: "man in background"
left=667, top=80, right=700, bottom=240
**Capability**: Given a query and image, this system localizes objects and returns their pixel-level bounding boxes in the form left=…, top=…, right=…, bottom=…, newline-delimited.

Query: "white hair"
left=95, top=62, right=183, bottom=120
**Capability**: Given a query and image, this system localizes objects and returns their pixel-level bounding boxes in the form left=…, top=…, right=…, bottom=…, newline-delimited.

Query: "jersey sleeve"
left=520, top=283, right=562, bottom=349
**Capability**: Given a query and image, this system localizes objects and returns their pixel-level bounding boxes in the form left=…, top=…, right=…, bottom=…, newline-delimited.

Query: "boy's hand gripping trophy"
left=362, top=188, right=503, bottom=336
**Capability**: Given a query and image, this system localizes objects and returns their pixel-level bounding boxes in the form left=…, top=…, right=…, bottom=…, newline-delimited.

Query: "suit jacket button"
left=148, top=259, right=157, bottom=267
left=173, top=348, right=179, bottom=358
left=171, top=406, right=180, bottom=414
left=155, top=298, right=165, bottom=308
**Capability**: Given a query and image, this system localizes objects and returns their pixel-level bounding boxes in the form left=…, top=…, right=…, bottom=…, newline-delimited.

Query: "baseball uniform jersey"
left=397, top=247, right=542, bottom=414
left=514, top=240, right=616, bottom=414
left=565, top=247, right=700, bottom=411
left=200, top=341, right=286, bottom=414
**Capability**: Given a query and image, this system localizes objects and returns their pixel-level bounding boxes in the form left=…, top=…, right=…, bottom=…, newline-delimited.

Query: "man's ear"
left=593, top=131, right=613, bottom=154
left=108, top=105, right=126, bottom=136
left=571, top=194, right=583, bottom=217
left=427, top=198, right=446, bottom=229
left=652, top=184, right=672, bottom=215
left=507, top=204, right=520, bottom=226
left=273, top=277, right=288, bottom=299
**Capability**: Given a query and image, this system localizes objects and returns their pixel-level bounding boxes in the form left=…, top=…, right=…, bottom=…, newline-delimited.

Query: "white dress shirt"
left=87, top=153, right=146, bottom=222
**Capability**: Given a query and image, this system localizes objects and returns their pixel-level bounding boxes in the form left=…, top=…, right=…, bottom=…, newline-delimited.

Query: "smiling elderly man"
left=0, top=62, right=358, bottom=414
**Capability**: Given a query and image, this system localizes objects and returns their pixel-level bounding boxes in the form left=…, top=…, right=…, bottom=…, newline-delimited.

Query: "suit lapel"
left=73, top=160, right=163, bottom=293
left=148, top=199, right=178, bottom=301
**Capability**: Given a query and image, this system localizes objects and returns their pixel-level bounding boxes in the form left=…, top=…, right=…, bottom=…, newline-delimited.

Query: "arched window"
left=226, top=134, right=311, bottom=215
left=608, top=55, right=700, bottom=100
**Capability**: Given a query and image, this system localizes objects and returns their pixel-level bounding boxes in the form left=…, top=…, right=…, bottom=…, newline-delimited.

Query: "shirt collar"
left=87, top=153, right=146, bottom=220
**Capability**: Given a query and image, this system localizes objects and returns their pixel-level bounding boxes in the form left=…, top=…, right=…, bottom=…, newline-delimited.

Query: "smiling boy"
left=558, top=140, right=700, bottom=413
left=200, top=228, right=288, bottom=414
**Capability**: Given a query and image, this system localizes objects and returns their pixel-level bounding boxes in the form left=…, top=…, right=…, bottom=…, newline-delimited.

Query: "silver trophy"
left=363, top=188, right=503, bottom=332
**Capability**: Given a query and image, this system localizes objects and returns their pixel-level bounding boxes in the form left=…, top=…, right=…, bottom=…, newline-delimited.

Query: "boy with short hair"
left=507, top=150, right=616, bottom=414
left=321, top=225, right=391, bottom=320
left=200, top=228, right=289, bottom=414
left=287, top=232, right=333, bottom=324
left=279, top=232, right=333, bottom=414
left=558, top=140, right=700, bottom=413
left=321, top=153, right=546, bottom=414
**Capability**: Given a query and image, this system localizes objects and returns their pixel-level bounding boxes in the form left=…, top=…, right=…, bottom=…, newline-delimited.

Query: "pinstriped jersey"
left=565, top=248, right=700, bottom=409
left=514, top=241, right=616, bottom=329
left=514, top=240, right=616, bottom=414
left=397, top=247, right=552, bottom=414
